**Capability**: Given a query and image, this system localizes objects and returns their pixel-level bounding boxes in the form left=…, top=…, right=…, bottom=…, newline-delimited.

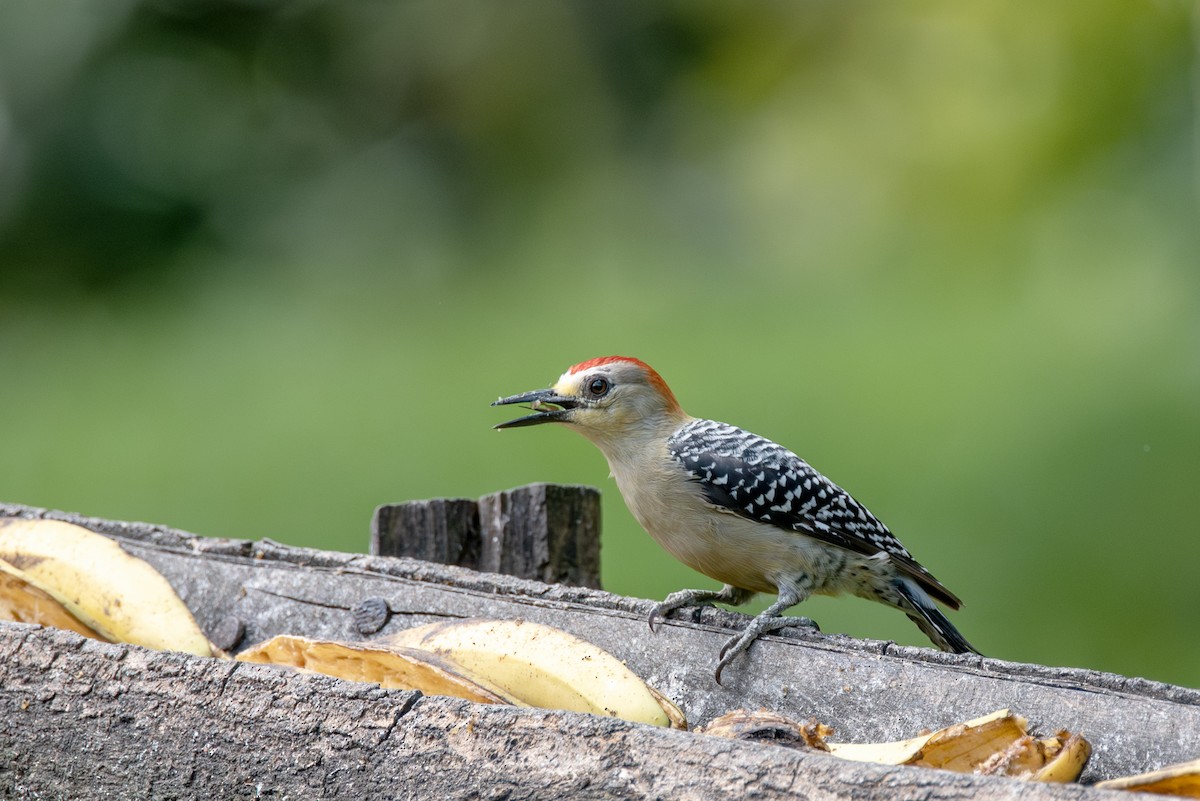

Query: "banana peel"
left=1096, top=757, right=1200, bottom=797
left=0, top=559, right=110, bottom=640
left=0, top=518, right=212, bottom=656
left=237, top=634, right=523, bottom=704
left=386, top=618, right=686, bottom=729
left=828, top=708, right=1089, bottom=781
left=240, top=620, right=685, bottom=729
left=701, top=708, right=1089, bottom=783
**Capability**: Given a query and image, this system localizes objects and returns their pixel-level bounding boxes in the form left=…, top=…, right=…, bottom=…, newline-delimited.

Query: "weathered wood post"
left=371, top=482, right=602, bottom=589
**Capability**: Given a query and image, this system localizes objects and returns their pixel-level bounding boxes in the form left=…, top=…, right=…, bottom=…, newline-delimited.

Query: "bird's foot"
left=648, top=588, right=724, bottom=632
left=648, top=585, right=755, bottom=632
left=713, top=614, right=819, bottom=685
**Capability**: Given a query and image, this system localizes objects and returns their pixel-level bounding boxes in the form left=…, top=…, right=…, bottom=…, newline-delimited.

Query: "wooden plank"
left=2, top=500, right=1199, bottom=789
left=0, top=624, right=1124, bottom=801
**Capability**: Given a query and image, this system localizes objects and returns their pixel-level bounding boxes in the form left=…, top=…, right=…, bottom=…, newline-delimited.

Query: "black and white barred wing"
left=667, top=418, right=960, bottom=608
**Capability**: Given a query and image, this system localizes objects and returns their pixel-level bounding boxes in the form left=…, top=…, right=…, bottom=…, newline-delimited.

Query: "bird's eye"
left=587, top=376, right=610, bottom=397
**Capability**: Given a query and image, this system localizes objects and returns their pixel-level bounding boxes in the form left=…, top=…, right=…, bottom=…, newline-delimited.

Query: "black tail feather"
left=894, top=579, right=980, bottom=655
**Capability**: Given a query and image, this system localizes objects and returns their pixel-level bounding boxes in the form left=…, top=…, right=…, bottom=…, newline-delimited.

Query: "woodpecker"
left=492, top=356, right=978, bottom=682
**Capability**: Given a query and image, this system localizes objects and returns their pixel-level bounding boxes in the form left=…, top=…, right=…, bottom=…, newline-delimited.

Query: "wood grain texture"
left=371, top=483, right=602, bottom=589
left=0, top=624, right=1125, bottom=801
left=371, top=496, right=481, bottom=569
left=2, top=499, right=1198, bottom=796
left=477, top=483, right=602, bottom=589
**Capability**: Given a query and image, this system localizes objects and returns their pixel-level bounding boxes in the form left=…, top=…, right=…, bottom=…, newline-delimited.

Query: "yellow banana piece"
left=828, top=709, right=1018, bottom=765
left=1096, top=757, right=1200, bottom=796
left=700, top=707, right=1088, bottom=783
left=1033, top=733, right=1091, bottom=783
left=0, top=518, right=211, bottom=656
left=0, top=558, right=109, bottom=640
left=826, top=709, right=1089, bottom=782
left=237, top=634, right=525, bottom=704
left=386, top=618, right=684, bottom=728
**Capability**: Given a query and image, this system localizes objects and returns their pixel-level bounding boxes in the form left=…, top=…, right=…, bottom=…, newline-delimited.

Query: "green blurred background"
left=1, top=1, right=1198, bottom=686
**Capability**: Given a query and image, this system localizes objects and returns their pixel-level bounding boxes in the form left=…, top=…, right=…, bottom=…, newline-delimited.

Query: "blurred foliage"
left=1, top=1, right=1198, bottom=687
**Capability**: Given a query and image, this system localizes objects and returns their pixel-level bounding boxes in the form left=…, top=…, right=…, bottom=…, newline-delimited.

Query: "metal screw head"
left=352, top=596, right=391, bottom=635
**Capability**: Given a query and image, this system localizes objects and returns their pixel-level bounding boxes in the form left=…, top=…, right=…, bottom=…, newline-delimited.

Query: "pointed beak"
left=491, top=388, right=579, bottom=429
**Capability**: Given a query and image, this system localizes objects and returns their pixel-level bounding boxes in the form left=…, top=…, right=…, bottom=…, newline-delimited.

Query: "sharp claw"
left=714, top=644, right=740, bottom=685
left=648, top=607, right=660, bottom=632
left=718, top=636, right=737, bottom=661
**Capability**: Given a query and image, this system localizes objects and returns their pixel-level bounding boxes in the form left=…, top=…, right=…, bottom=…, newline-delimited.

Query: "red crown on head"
left=567, top=356, right=682, bottom=415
